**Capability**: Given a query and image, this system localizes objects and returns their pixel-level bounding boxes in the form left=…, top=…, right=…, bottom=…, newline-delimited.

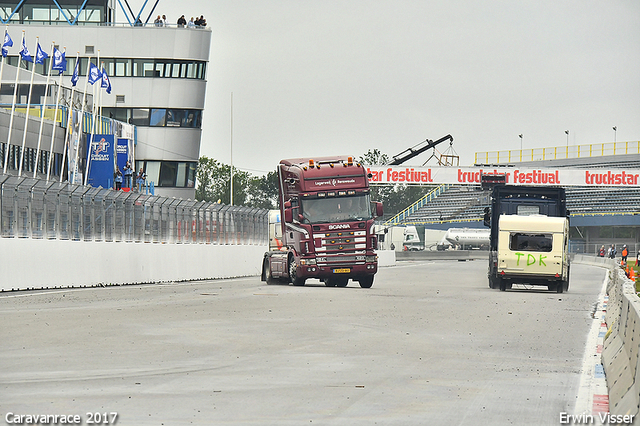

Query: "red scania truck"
left=261, top=156, right=383, bottom=288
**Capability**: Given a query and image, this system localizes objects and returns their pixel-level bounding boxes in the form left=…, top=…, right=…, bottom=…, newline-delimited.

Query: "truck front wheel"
left=358, top=276, right=374, bottom=288
left=289, top=259, right=306, bottom=286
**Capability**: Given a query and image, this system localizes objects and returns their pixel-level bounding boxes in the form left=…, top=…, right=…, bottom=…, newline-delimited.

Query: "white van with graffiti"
left=496, top=214, right=569, bottom=293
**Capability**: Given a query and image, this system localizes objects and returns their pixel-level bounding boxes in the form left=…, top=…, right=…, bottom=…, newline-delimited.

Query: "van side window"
left=509, top=233, right=553, bottom=252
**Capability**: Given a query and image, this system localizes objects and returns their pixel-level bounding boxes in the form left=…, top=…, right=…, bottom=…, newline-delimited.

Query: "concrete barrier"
left=0, top=238, right=266, bottom=291
left=0, top=239, right=397, bottom=291
left=377, top=249, right=396, bottom=267
left=396, top=250, right=489, bottom=262
left=598, top=262, right=640, bottom=417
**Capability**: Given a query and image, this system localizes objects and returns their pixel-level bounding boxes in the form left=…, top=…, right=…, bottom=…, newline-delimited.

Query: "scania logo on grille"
left=328, top=224, right=350, bottom=230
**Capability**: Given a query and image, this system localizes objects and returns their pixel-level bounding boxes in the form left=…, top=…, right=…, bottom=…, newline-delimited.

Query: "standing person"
left=609, top=244, right=617, bottom=259
left=162, top=15, right=167, bottom=26
left=123, top=161, right=133, bottom=189
left=136, top=168, right=146, bottom=191
left=177, top=15, right=187, bottom=27
left=154, top=15, right=162, bottom=26
left=187, top=17, right=195, bottom=28
left=622, top=245, right=628, bottom=263
left=636, top=250, right=640, bottom=267
left=114, top=168, right=123, bottom=190
left=598, top=245, right=605, bottom=257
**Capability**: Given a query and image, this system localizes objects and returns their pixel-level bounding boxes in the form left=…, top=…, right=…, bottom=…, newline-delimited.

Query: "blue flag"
left=71, top=58, right=80, bottom=86
left=2, top=31, right=13, bottom=58
left=19, top=36, right=32, bottom=62
left=88, top=62, right=101, bottom=85
left=101, top=67, right=112, bottom=94
left=35, top=42, right=49, bottom=64
left=52, top=48, right=66, bottom=74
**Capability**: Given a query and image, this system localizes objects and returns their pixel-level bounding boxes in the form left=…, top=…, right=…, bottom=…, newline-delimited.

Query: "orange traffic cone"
left=630, top=268, right=636, bottom=281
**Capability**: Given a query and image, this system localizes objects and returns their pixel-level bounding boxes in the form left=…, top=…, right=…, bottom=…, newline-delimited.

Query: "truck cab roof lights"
left=338, top=191, right=346, bottom=196
left=318, top=192, right=326, bottom=197
left=309, top=159, right=315, bottom=168
left=327, top=192, right=336, bottom=197
left=347, top=157, right=353, bottom=166
left=347, top=190, right=356, bottom=195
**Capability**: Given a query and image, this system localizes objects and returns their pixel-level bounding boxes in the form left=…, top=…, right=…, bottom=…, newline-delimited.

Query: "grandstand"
left=386, top=147, right=640, bottom=254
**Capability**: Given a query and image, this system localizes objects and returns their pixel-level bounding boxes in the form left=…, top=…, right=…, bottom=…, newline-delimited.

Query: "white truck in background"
left=495, top=214, right=570, bottom=292
left=438, top=227, right=490, bottom=250
left=402, top=225, right=490, bottom=251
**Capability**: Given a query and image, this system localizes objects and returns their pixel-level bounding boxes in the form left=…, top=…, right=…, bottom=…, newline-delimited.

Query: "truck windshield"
left=301, top=194, right=372, bottom=224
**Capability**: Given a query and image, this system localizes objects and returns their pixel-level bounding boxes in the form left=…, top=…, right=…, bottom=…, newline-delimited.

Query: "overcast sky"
left=128, top=1, right=640, bottom=174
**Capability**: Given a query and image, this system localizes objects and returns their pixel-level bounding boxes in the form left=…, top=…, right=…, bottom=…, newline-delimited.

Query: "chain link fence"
left=0, top=174, right=269, bottom=245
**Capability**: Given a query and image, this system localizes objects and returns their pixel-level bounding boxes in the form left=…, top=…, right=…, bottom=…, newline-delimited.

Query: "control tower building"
left=0, top=0, right=211, bottom=198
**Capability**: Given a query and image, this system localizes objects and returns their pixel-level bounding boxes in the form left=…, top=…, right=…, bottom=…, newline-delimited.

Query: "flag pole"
left=72, top=54, right=91, bottom=185
left=18, top=36, right=39, bottom=177
left=34, top=41, right=55, bottom=178
left=61, top=52, right=79, bottom=183
left=4, top=30, right=24, bottom=174
left=84, top=50, right=99, bottom=186
left=47, top=47, right=66, bottom=181
left=99, top=60, right=103, bottom=134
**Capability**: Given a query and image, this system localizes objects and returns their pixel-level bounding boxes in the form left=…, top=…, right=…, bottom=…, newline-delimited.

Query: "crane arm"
left=388, top=134, right=453, bottom=165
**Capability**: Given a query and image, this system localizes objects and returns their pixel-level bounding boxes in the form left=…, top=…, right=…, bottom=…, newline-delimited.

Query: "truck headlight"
left=366, top=255, right=376, bottom=263
left=300, top=258, right=316, bottom=265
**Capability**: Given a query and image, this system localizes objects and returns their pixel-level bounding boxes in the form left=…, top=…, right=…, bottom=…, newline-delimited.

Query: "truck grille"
left=313, top=230, right=367, bottom=265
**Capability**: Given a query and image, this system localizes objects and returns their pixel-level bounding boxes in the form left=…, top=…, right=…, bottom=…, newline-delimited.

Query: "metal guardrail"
left=0, top=173, right=269, bottom=245
left=475, top=141, right=640, bottom=164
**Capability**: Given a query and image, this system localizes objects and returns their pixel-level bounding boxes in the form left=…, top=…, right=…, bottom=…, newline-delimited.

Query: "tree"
left=195, top=156, right=251, bottom=205
left=246, top=171, right=279, bottom=209
left=358, top=149, right=435, bottom=220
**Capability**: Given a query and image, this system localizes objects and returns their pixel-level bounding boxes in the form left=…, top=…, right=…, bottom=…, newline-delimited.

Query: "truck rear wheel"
left=264, top=258, right=277, bottom=285
left=563, top=265, right=570, bottom=292
left=489, top=275, right=499, bottom=289
left=358, top=276, right=374, bottom=288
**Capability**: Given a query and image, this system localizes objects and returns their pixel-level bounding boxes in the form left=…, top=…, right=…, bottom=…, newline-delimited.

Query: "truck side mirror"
left=284, top=208, right=293, bottom=223
left=374, top=202, right=383, bottom=218
left=483, top=207, right=490, bottom=227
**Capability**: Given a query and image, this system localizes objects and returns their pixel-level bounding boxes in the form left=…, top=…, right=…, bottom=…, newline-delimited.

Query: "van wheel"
left=556, top=283, right=564, bottom=293
left=499, top=278, right=506, bottom=291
